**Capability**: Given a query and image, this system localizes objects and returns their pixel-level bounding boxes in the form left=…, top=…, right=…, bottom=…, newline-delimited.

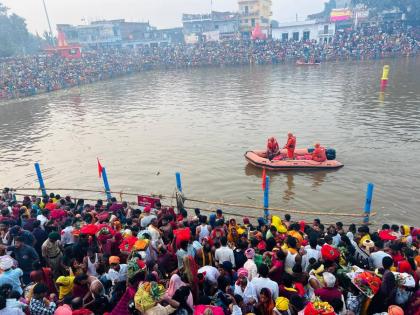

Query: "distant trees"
left=0, top=2, right=44, bottom=57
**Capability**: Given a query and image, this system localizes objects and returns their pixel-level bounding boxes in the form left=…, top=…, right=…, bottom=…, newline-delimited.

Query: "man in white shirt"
left=243, top=248, right=258, bottom=281
left=36, top=210, right=49, bottom=230
left=302, top=239, right=321, bottom=271
left=214, top=237, right=235, bottom=267
left=198, top=265, right=220, bottom=284
left=251, top=264, right=279, bottom=299
left=147, top=217, right=163, bottom=246
left=370, top=240, right=392, bottom=269
left=106, top=256, right=127, bottom=283
left=61, top=219, right=74, bottom=246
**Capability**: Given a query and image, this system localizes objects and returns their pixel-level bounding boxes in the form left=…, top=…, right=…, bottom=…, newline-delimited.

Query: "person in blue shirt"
left=0, top=256, right=23, bottom=295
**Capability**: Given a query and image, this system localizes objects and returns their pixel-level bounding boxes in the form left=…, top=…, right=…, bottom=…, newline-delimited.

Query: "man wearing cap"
left=234, top=268, right=257, bottom=305
left=106, top=256, right=128, bottom=284
left=7, top=235, right=39, bottom=284
left=0, top=255, right=23, bottom=294
left=243, top=248, right=258, bottom=281
left=273, top=297, right=290, bottom=315
left=42, top=232, right=63, bottom=279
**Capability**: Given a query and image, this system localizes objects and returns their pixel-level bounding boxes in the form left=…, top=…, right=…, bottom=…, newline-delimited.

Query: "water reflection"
left=1, top=58, right=419, bottom=224
left=244, top=163, right=336, bottom=201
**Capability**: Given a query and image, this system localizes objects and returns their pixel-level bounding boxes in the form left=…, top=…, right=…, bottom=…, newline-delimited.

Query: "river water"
left=1, top=57, right=419, bottom=225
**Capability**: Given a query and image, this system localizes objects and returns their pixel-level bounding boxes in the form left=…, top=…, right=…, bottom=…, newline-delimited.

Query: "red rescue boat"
left=245, top=149, right=343, bottom=171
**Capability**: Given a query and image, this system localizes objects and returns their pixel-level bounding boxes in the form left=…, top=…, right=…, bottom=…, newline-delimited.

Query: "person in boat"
left=284, top=133, right=296, bottom=160
left=266, top=137, right=280, bottom=160
left=312, top=143, right=327, bottom=162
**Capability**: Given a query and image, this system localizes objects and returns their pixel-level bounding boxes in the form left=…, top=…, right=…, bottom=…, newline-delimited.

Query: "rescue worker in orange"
left=284, top=132, right=296, bottom=159
left=266, top=137, right=280, bottom=160
left=312, top=143, right=327, bottom=162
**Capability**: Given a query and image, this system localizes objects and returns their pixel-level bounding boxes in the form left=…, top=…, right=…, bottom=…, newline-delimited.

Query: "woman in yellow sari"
left=227, top=219, right=240, bottom=244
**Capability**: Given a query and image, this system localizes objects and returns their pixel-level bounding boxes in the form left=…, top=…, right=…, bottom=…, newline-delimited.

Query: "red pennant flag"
left=97, top=158, right=103, bottom=178
left=262, top=168, right=266, bottom=191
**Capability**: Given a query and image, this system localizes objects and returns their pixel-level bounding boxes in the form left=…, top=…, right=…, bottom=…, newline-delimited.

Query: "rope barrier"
left=11, top=187, right=175, bottom=200
left=183, top=206, right=374, bottom=226
left=184, top=197, right=375, bottom=218
left=10, top=187, right=375, bottom=218
left=13, top=192, right=375, bottom=226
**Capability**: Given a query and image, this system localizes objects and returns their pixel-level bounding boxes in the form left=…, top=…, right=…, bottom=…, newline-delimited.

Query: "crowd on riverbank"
left=0, top=24, right=419, bottom=100
left=0, top=187, right=419, bottom=315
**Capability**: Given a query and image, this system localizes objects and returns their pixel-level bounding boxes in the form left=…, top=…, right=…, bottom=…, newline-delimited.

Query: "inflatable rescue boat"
left=245, top=148, right=343, bottom=171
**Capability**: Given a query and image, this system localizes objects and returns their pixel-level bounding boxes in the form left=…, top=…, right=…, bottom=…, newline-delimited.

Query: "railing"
left=241, top=12, right=259, bottom=18
left=318, top=30, right=334, bottom=35
left=11, top=165, right=377, bottom=226
left=11, top=186, right=377, bottom=221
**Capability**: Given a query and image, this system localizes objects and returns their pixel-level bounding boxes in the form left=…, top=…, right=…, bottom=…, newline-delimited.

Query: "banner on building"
left=330, top=9, right=352, bottom=22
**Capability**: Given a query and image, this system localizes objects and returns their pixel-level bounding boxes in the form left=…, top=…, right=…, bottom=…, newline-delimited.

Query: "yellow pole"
left=381, top=65, right=390, bottom=81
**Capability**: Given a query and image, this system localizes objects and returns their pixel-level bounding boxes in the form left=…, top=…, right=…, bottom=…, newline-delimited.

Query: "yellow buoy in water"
left=381, top=65, right=390, bottom=80
left=380, top=65, right=390, bottom=90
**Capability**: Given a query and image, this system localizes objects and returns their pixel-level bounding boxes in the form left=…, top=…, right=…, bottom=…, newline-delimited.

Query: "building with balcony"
left=57, top=22, right=122, bottom=47
left=182, top=11, right=240, bottom=41
left=57, top=20, right=183, bottom=48
left=238, top=0, right=272, bottom=35
left=271, top=20, right=336, bottom=43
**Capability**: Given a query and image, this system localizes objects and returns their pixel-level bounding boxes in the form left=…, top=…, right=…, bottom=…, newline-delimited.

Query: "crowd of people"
left=0, top=187, right=418, bottom=315
left=0, top=24, right=419, bottom=100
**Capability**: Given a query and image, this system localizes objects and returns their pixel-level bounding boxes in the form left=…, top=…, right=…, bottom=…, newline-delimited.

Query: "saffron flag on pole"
left=97, top=158, right=103, bottom=178
left=262, top=168, right=266, bottom=191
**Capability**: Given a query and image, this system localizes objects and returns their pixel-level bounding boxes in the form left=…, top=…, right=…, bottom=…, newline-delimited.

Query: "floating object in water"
left=245, top=148, right=343, bottom=171
left=380, top=65, right=390, bottom=91
left=296, top=60, right=321, bottom=66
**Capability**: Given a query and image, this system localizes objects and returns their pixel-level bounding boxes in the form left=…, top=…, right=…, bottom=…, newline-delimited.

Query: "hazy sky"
left=2, top=0, right=325, bottom=34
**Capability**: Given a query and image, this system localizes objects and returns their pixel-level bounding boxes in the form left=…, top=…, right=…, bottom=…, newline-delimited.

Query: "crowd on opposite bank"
left=0, top=187, right=419, bottom=315
left=0, top=24, right=419, bottom=100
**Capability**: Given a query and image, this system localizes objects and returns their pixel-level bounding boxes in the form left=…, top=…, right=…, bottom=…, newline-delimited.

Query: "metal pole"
left=363, top=183, right=374, bottom=224
left=34, top=163, right=47, bottom=197
left=102, top=167, right=112, bottom=201
left=264, top=176, right=270, bottom=219
left=176, top=172, right=182, bottom=192
left=42, top=0, right=55, bottom=46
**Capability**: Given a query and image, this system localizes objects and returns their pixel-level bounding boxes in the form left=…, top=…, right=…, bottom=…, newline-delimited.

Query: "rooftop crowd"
left=0, top=24, right=419, bottom=99
left=0, top=187, right=418, bottom=315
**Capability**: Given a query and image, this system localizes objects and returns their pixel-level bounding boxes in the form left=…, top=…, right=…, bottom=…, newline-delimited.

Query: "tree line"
left=0, top=3, right=45, bottom=57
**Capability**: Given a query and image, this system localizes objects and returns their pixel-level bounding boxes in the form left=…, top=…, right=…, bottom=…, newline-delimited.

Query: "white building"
left=272, top=20, right=336, bottom=43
